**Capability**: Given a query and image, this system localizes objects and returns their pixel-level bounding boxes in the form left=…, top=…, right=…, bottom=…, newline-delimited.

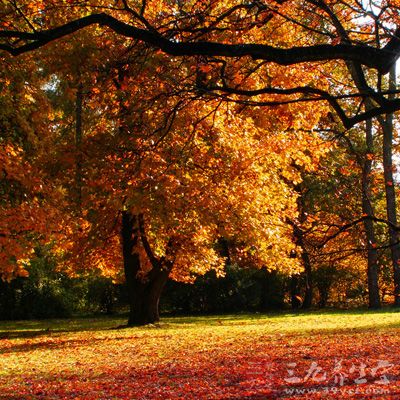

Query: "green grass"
left=1, top=307, right=400, bottom=337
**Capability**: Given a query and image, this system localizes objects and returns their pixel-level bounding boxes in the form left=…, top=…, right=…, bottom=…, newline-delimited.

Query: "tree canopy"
left=1, top=1, right=400, bottom=127
left=2, top=0, right=400, bottom=321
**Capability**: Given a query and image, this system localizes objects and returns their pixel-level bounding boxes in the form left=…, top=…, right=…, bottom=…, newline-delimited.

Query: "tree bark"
left=290, top=275, right=301, bottom=309
left=292, top=222, right=312, bottom=309
left=292, top=192, right=313, bottom=309
left=121, top=211, right=141, bottom=325
left=362, top=116, right=381, bottom=308
left=126, top=269, right=170, bottom=326
left=317, top=285, right=329, bottom=308
left=380, top=65, right=400, bottom=306
left=301, top=248, right=313, bottom=309
left=3, top=13, right=399, bottom=75
left=140, top=269, right=170, bottom=324
left=75, top=82, right=83, bottom=211
left=121, top=211, right=173, bottom=325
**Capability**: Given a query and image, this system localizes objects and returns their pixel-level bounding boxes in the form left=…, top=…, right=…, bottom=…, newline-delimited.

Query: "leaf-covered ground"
left=1, top=310, right=400, bottom=399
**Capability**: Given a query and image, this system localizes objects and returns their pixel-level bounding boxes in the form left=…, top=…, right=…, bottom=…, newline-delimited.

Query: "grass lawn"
left=1, top=309, right=400, bottom=399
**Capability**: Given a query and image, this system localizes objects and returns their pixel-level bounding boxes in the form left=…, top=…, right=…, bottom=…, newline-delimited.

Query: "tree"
left=1, top=1, right=400, bottom=123
left=0, top=54, right=62, bottom=281
left=21, top=36, right=327, bottom=324
left=3, top=0, right=400, bottom=312
left=62, top=92, right=324, bottom=324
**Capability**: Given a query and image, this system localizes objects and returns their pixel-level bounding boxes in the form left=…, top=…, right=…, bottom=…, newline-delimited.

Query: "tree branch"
left=205, top=83, right=352, bottom=127
left=138, top=213, right=159, bottom=268
left=0, top=13, right=398, bottom=74
left=317, top=215, right=400, bottom=248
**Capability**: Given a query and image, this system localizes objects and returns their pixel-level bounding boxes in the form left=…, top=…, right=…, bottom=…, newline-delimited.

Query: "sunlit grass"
left=1, top=308, right=400, bottom=335
left=1, top=309, right=400, bottom=398
left=163, top=308, right=400, bottom=332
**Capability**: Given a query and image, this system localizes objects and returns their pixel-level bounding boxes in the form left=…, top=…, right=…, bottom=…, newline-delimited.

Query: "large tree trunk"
left=334, top=19, right=382, bottom=308
left=301, top=249, right=312, bottom=309
left=126, top=269, right=170, bottom=326
left=381, top=116, right=400, bottom=305
left=75, top=81, right=83, bottom=211
left=290, top=275, right=302, bottom=309
left=317, top=284, right=329, bottom=308
left=121, top=211, right=142, bottom=325
left=121, top=211, right=173, bottom=325
left=362, top=116, right=381, bottom=309
left=292, top=222, right=312, bottom=309
left=293, top=194, right=313, bottom=309
left=142, top=269, right=170, bottom=324
left=380, top=66, right=400, bottom=306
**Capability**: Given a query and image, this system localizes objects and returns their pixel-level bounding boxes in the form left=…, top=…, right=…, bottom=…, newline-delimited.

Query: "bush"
left=0, top=248, right=121, bottom=320
left=0, top=251, right=72, bottom=319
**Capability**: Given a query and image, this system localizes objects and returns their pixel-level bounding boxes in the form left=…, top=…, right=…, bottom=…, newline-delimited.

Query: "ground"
left=1, top=310, right=400, bottom=399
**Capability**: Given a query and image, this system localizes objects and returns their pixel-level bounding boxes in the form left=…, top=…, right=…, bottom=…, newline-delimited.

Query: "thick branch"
left=317, top=215, right=400, bottom=248
left=206, top=84, right=351, bottom=127
left=206, top=84, right=400, bottom=128
left=0, top=13, right=398, bottom=73
left=138, top=213, right=159, bottom=268
left=159, top=237, right=178, bottom=270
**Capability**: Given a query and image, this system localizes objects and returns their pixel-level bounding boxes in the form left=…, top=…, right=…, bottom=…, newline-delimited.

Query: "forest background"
left=2, top=0, right=400, bottom=325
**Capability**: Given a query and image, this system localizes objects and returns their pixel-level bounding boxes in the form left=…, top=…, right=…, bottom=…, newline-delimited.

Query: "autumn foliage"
left=2, top=0, right=400, bottom=323
left=4, top=2, right=400, bottom=399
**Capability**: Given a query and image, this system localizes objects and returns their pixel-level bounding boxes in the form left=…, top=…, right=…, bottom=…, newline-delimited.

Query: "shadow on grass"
left=0, top=334, right=138, bottom=354
left=0, top=315, right=129, bottom=340
left=1, top=307, right=400, bottom=341
left=0, top=328, right=56, bottom=340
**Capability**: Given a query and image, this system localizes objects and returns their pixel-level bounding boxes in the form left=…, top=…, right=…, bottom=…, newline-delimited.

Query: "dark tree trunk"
left=338, top=28, right=382, bottom=308
left=121, top=211, right=142, bottom=325
left=126, top=269, right=170, bottom=326
left=292, top=195, right=313, bottom=309
left=292, top=222, right=312, bottom=309
left=217, top=237, right=231, bottom=266
left=290, top=275, right=301, bottom=309
left=142, top=269, right=170, bottom=324
left=75, top=82, right=83, bottom=211
left=301, top=249, right=313, bottom=309
left=380, top=66, right=400, bottom=307
left=362, top=116, right=381, bottom=309
left=121, top=211, right=173, bottom=325
left=317, top=285, right=329, bottom=308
